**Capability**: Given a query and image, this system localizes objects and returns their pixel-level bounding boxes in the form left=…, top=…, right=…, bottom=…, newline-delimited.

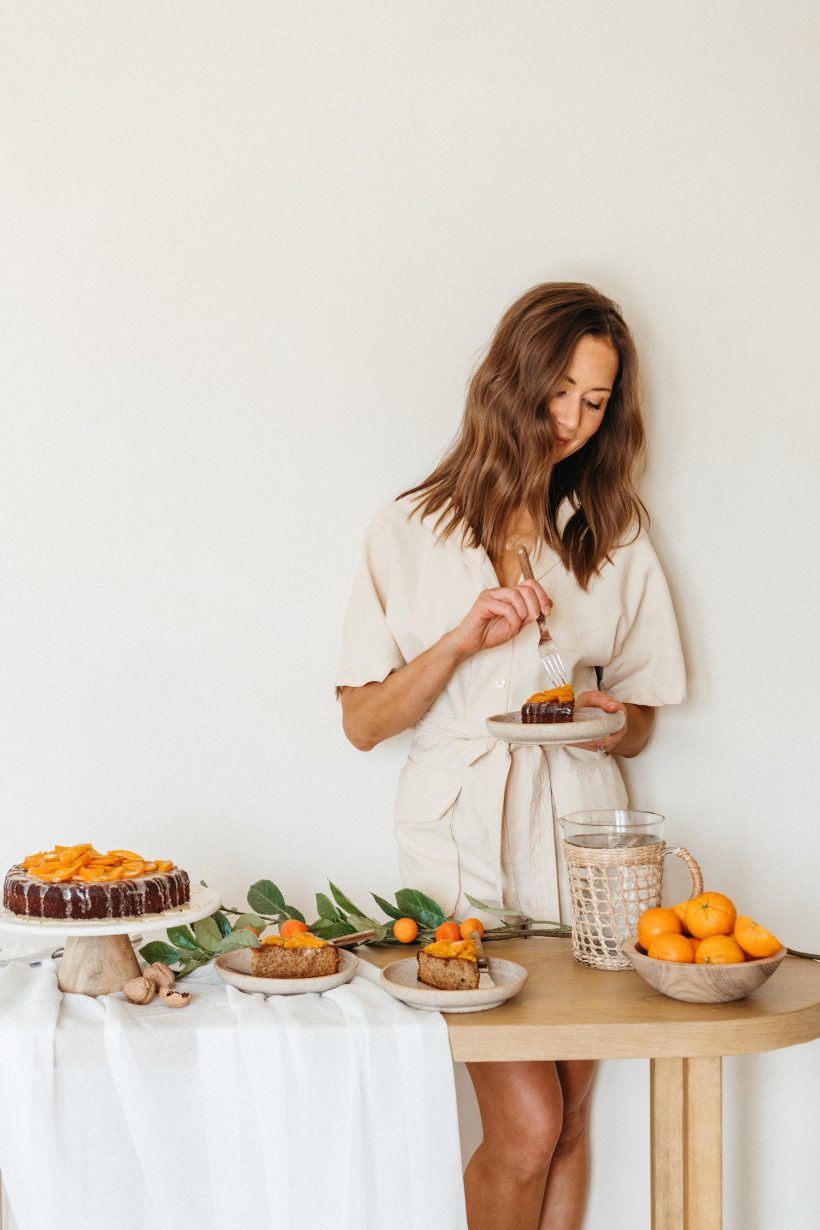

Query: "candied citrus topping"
left=20, top=845, right=175, bottom=884
left=260, top=933, right=327, bottom=949
left=422, top=939, right=477, bottom=962
left=525, top=686, right=575, bottom=704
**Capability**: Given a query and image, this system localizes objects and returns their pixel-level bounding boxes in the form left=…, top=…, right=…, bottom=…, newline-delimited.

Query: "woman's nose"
left=551, top=396, right=581, bottom=432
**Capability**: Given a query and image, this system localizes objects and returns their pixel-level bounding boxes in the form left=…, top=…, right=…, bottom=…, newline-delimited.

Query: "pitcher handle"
left=662, top=846, right=704, bottom=898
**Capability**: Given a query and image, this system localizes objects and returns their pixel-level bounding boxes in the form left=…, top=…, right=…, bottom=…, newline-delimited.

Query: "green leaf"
left=316, top=892, right=342, bottom=921
left=372, top=893, right=404, bottom=921
left=328, top=881, right=367, bottom=918
left=193, top=917, right=223, bottom=953
left=231, top=913, right=267, bottom=934
left=139, top=941, right=182, bottom=966
left=464, top=895, right=516, bottom=919
left=215, top=930, right=259, bottom=953
left=166, top=925, right=207, bottom=954
left=247, top=879, right=287, bottom=915
left=346, top=912, right=379, bottom=932
left=283, top=904, right=306, bottom=923
left=394, top=888, right=447, bottom=928
left=175, top=958, right=205, bottom=980
left=311, top=918, right=356, bottom=939
left=213, top=911, right=233, bottom=938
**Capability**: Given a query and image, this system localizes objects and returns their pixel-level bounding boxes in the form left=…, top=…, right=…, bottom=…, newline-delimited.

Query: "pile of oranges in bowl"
left=637, top=892, right=782, bottom=964
left=623, top=892, right=787, bottom=1003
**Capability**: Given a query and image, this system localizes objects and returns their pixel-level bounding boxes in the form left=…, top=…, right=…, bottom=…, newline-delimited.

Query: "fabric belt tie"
left=413, top=715, right=556, bottom=917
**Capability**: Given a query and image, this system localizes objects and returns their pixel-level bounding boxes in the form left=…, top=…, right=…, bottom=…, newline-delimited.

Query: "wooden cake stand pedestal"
left=0, top=885, right=220, bottom=996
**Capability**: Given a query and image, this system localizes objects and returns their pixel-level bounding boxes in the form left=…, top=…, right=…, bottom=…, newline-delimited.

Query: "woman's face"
left=547, top=334, right=619, bottom=461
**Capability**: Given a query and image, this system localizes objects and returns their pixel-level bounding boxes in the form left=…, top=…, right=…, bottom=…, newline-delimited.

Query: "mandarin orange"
left=733, top=915, right=783, bottom=959
left=684, top=892, right=737, bottom=940
left=459, top=917, right=485, bottom=941
left=392, top=917, right=419, bottom=943
left=638, top=907, right=683, bottom=952
left=647, top=932, right=695, bottom=963
left=695, top=935, right=745, bottom=965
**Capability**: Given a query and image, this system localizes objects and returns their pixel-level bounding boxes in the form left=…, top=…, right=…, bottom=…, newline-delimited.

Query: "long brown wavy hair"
left=399, top=282, right=647, bottom=588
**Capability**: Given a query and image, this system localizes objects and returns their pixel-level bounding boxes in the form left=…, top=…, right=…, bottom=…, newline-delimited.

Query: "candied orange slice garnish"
left=50, top=861, right=87, bottom=882
left=120, top=861, right=145, bottom=879
left=21, top=844, right=169, bottom=883
left=78, top=866, right=113, bottom=882
left=57, top=844, right=92, bottom=864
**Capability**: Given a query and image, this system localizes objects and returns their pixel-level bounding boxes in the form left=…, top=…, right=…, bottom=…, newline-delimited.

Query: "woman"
left=337, top=283, right=685, bottom=1230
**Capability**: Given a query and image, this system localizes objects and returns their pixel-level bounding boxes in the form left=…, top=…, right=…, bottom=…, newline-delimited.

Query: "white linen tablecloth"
left=0, top=958, right=467, bottom=1230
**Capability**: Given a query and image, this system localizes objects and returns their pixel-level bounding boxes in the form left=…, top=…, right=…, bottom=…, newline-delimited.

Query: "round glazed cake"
left=3, top=844, right=190, bottom=921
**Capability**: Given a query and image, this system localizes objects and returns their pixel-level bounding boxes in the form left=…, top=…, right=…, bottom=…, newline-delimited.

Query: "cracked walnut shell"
left=159, top=985, right=191, bottom=1008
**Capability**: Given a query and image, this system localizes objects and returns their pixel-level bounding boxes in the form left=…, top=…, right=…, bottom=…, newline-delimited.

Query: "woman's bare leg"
left=538, top=1060, right=596, bottom=1230
left=464, top=1061, right=564, bottom=1230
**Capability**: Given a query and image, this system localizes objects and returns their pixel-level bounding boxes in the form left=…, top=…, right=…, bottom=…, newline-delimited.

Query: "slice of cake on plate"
left=250, top=932, right=340, bottom=979
left=417, top=938, right=479, bottom=990
left=521, top=685, right=575, bottom=724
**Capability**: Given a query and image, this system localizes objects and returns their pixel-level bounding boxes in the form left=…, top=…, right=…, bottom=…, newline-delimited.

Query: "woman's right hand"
left=447, top=580, right=553, bottom=660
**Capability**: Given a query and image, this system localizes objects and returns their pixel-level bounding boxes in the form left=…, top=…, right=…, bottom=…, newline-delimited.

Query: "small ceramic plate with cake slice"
left=486, top=707, right=625, bottom=746
left=380, top=955, right=528, bottom=1013
left=214, top=945, right=358, bottom=995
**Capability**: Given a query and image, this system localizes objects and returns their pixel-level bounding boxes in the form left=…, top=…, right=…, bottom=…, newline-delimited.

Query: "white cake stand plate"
left=0, top=884, right=220, bottom=997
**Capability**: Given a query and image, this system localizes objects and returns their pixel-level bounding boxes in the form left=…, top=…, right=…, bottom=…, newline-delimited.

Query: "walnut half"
left=122, top=976, right=156, bottom=1005
left=144, top=962, right=176, bottom=990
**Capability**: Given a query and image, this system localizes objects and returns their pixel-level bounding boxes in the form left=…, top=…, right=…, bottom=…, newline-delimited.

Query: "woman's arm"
left=573, top=690, right=655, bottom=758
left=340, top=580, right=551, bottom=751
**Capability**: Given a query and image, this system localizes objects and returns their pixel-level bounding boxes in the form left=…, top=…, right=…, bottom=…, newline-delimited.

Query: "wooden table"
left=362, top=938, right=820, bottom=1230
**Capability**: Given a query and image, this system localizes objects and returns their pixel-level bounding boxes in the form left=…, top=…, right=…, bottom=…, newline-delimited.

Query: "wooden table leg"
left=650, top=1056, right=722, bottom=1230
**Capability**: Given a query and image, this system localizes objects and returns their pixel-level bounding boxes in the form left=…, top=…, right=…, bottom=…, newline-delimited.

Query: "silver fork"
left=515, top=544, right=570, bottom=688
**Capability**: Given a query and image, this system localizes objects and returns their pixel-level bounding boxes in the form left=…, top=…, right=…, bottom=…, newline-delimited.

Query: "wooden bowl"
left=621, top=938, right=787, bottom=1003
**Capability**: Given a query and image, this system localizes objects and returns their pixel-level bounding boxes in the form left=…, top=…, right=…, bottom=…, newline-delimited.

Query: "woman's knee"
left=470, top=1063, right=564, bottom=1174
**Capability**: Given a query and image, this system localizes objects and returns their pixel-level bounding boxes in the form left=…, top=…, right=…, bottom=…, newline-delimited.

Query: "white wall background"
left=2, top=3, right=818, bottom=1226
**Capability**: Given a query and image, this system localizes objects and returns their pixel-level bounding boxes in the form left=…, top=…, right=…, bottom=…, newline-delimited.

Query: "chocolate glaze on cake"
left=521, top=698, right=575, bottom=723
left=3, top=866, right=190, bottom=921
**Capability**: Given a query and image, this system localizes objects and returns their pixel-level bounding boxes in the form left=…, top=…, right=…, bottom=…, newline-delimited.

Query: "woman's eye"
left=584, top=399, right=603, bottom=412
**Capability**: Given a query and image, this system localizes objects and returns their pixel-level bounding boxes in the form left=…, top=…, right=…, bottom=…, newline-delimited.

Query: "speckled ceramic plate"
left=213, top=947, right=358, bottom=995
left=379, top=956, right=528, bottom=1013
left=486, top=706, right=625, bottom=745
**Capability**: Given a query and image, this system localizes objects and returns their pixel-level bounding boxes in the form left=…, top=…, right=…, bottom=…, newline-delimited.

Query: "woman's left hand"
left=571, top=691, right=655, bottom=758
left=572, top=690, right=627, bottom=754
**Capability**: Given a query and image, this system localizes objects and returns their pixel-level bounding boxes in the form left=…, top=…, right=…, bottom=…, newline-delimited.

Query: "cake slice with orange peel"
left=417, top=938, right=479, bottom=990
left=250, top=932, right=341, bottom=979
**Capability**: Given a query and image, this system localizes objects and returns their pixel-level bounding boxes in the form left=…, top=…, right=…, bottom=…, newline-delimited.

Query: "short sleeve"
left=335, top=514, right=406, bottom=693
left=598, top=533, right=686, bottom=706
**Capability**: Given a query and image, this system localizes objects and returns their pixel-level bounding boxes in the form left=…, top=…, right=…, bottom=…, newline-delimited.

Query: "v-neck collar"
left=438, top=528, right=563, bottom=587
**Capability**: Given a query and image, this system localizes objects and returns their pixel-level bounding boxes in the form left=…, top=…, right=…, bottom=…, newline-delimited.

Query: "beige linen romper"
left=337, top=497, right=685, bottom=924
